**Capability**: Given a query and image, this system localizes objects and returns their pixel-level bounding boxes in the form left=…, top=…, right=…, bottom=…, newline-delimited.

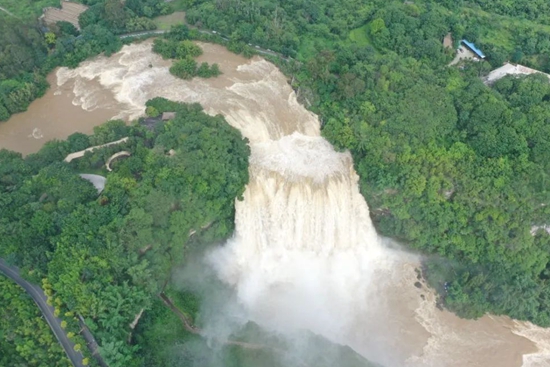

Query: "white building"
left=484, top=62, right=550, bottom=85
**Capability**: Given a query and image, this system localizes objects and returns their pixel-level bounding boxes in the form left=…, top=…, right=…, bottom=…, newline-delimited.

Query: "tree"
left=45, top=32, right=57, bottom=47
left=166, top=24, right=190, bottom=41
left=104, top=0, right=128, bottom=32
left=67, top=133, right=91, bottom=152
left=57, top=21, right=80, bottom=37
left=170, top=58, right=198, bottom=79
left=370, top=18, right=386, bottom=35
left=145, top=106, right=159, bottom=117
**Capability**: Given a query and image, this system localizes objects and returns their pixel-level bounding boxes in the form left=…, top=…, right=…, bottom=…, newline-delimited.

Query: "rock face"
left=79, top=174, right=106, bottom=194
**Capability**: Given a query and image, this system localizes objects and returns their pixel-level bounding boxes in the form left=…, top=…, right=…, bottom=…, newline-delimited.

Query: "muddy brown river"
left=0, top=74, right=119, bottom=155
left=0, top=40, right=549, bottom=367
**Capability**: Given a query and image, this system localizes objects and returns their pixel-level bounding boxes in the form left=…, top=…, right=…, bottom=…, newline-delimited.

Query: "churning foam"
left=250, top=133, right=350, bottom=183
left=513, top=322, right=550, bottom=367
left=207, top=133, right=396, bottom=360
left=56, top=40, right=550, bottom=367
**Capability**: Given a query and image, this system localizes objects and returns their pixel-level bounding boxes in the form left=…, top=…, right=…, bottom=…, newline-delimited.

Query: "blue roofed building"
left=461, top=40, right=486, bottom=59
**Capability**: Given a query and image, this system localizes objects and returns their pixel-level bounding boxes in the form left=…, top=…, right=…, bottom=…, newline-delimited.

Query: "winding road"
left=0, top=259, right=85, bottom=367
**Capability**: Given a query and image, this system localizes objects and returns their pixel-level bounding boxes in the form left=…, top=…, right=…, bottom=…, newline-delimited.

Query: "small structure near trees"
left=484, top=62, right=550, bottom=85
left=461, top=40, right=485, bottom=59
left=449, top=39, right=486, bottom=66
left=162, top=112, right=176, bottom=121
left=40, top=1, right=88, bottom=30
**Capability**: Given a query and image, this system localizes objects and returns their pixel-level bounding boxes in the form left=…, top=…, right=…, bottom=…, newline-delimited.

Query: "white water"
left=208, top=133, right=394, bottom=345
left=44, top=40, right=550, bottom=367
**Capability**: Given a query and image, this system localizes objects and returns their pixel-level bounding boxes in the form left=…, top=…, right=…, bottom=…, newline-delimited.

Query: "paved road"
left=0, top=259, right=85, bottom=367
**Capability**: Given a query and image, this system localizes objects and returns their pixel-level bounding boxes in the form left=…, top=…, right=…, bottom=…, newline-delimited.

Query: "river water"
left=0, top=74, right=119, bottom=155
left=1, top=40, right=549, bottom=367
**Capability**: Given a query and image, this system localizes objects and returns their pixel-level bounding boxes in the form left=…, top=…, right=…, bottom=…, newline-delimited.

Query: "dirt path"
left=64, top=137, right=129, bottom=163
left=0, top=6, right=18, bottom=18
left=159, top=293, right=201, bottom=335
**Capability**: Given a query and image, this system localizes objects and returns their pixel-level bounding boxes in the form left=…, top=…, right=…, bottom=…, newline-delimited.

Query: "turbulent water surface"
left=2, top=40, right=550, bottom=367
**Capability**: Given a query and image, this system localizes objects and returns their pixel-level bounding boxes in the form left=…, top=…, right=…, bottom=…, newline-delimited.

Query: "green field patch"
left=481, top=27, right=514, bottom=51
left=153, top=11, right=187, bottom=30
left=463, top=6, right=550, bottom=51
left=349, top=24, right=371, bottom=46
left=168, top=0, right=191, bottom=12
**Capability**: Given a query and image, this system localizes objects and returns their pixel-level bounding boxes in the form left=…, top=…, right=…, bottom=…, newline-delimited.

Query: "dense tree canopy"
left=152, top=34, right=221, bottom=79
left=0, top=278, right=72, bottom=367
left=0, top=99, right=250, bottom=366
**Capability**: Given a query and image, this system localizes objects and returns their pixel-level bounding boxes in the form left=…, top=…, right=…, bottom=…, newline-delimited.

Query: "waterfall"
left=52, top=40, right=550, bottom=367
left=208, top=131, right=393, bottom=340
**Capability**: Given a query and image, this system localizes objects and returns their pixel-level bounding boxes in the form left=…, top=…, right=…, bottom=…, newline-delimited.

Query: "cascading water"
left=208, top=132, right=394, bottom=345
left=15, top=39, right=549, bottom=367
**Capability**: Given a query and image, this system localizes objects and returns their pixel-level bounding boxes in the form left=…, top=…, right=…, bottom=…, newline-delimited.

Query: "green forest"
left=1, top=99, right=250, bottom=366
left=2, top=0, right=550, bottom=365
left=0, top=278, right=72, bottom=367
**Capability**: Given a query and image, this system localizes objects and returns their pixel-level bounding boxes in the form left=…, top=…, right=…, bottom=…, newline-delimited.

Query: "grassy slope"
left=348, top=24, right=371, bottom=46
left=153, top=11, right=186, bottom=30
left=463, top=7, right=550, bottom=50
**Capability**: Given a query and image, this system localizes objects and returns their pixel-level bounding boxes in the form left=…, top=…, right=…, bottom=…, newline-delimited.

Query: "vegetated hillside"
left=184, top=0, right=550, bottom=326
left=186, top=0, right=550, bottom=71
left=0, top=277, right=72, bottom=367
left=0, top=99, right=250, bottom=366
left=460, top=0, right=550, bottom=25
